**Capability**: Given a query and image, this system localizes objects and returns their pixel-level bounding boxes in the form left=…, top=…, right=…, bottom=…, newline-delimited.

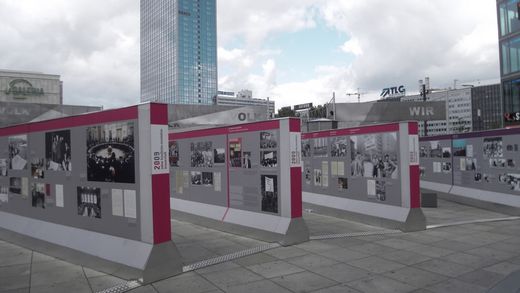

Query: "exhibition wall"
left=0, top=103, right=182, bottom=282
left=420, top=128, right=520, bottom=210
left=169, top=118, right=309, bottom=244
left=301, top=122, right=425, bottom=231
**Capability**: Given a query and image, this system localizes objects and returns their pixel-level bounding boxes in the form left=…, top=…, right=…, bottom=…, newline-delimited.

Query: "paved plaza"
left=1, top=199, right=519, bottom=293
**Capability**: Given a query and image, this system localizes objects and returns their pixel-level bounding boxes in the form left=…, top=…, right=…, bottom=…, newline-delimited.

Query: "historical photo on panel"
left=191, top=141, right=213, bottom=168
left=490, top=158, right=506, bottom=168
left=31, top=158, right=45, bottom=179
left=314, top=169, right=322, bottom=186
left=214, top=148, right=225, bottom=164
left=260, top=151, right=277, bottom=168
left=202, top=172, right=213, bottom=186
left=77, top=187, right=101, bottom=218
left=8, top=135, right=28, bottom=170
left=313, top=137, right=328, bottom=157
left=452, top=139, right=467, bottom=157
left=9, top=177, right=22, bottom=195
left=330, top=136, right=348, bottom=157
left=229, top=138, right=242, bottom=167
left=31, top=183, right=47, bottom=209
left=191, top=171, right=202, bottom=185
left=350, top=133, right=398, bottom=179
left=242, top=152, right=252, bottom=168
left=0, top=186, right=8, bottom=204
left=428, top=141, right=442, bottom=158
left=260, top=131, right=277, bottom=149
left=87, top=122, right=135, bottom=183
left=337, top=178, right=348, bottom=191
left=442, top=147, right=451, bottom=158
left=508, top=159, right=516, bottom=168
left=45, top=130, right=72, bottom=171
left=261, top=175, right=278, bottom=213
left=465, top=158, right=477, bottom=171
left=442, top=162, right=452, bottom=173
left=0, top=159, right=8, bottom=176
left=169, top=141, right=179, bottom=167
left=483, top=137, right=503, bottom=158
left=302, top=139, right=311, bottom=157
left=305, top=167, right=311, bottom=184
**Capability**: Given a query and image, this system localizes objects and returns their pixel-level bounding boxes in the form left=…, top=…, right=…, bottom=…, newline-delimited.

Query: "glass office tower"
left=498, top=0, right=520, bottom=125
left=141, top=0, right=218, bottom=104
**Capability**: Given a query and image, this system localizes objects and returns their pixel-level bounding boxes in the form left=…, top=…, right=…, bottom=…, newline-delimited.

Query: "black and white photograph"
left=483, top=137, right=503, bottom=158
left=507, top=174, right=520, bottom=191
left=260, top=151, right=277, bottom=167
left=350, top=133, right=398, bottom=179
left=419, top=167, right=426, bottom=177
left=229, top=138, right=242, bottom=167
left=442, top=147, right=452, bottom=158
left=337, top=178, right=348, bottom=190
left=202, top=172, right=213, bottom=186
left=369, top=180, right=386, bottom=201
left=428, top=141, right=442, bottom=158
left=314, top=169, right=322, bottom=186
left=420, top=146, right=428, bottom=158
left=260, top=131, right=277, bottom=149
left=242, top=152, right=252, bottom=168
left=442, top=162, right=452, bottom=173
left=214, top=148, right=225, bottom=164
left=465, top=158, right=477, bottom=171
left=169, top=141, right=179, bottom=167
left=474, top=173, right=482, bottom=182
left=31, top=158, right=45, bottom=179
left=452, top=139, right=467, bottom=157
left=313, top=137, right=328, bottom=157
left=330, top=136, right=348, bottom=157
left=191, top=141, right=213, bottom=168
left=0, top=186, right=8, bottom=204
left=87, top=122, right=135, bottom=183
left=191, top=171, right=202, bottom=185
left=9, top=135, right=28, bottom=170
left=508, top=159, right=516, bottom=168
left=261, top=174, right=278, bottom=213
left=305, top=167, right=311, bottom=184
left=302, top=139, right=311, bottom=157
left=490, top=158, right=506, bottom=168
left=45, top=130, right=72, bottom=171
left=31, top=183, right=47, bottom=208
left=9, top=177, right=22, bottom=195
left=77, top=187, right=101, bottom=218
left=483, top=173, right=493, bottom=183
left=0, top=159, right=7, bottom=176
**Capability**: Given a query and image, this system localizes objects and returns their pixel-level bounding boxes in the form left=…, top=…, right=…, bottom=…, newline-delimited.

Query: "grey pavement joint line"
left=310, top=229, right=401, bottom=240
left=426, top=216, right=520, bottom=229
left=182, top=242, right=281, bottom=272
left=95, top=280, right=142, bottom=293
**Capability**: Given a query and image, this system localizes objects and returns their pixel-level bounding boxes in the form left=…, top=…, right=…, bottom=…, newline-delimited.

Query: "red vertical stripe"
left=409, top=166, right=421, bottom=208
left=290, top=167, right=302, bottom=218
left=289, top=118, right=301, bottom=132
left=150, top=103, right=168, bottom=125
left=152, top=174, right=171, bottom=244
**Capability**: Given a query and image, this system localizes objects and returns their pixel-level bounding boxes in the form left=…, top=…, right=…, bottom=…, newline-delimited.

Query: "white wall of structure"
left=401, top=88, right=472, bottom=136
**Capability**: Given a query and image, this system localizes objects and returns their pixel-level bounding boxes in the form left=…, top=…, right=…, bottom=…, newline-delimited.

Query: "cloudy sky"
left=0, top=0, right=499, bottom=110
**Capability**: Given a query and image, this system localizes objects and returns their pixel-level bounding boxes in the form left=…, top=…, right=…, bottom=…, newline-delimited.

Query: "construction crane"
left=346, top=89, right=364, bottom=103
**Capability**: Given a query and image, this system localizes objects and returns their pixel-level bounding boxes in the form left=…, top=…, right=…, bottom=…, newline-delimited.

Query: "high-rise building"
left=497, top=0, right=520, bottom=126
left=471, top=84, right=502, bottom=131
left=140, top=0, right=218, bottom=105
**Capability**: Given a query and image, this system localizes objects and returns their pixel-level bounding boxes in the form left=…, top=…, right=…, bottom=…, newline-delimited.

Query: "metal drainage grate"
left=96, top=280, right=142, bottom=293
left=426, top=216, right=520, bottom=230
left=182, top=242, right=281, bottom=273
left=310, top=229, right=401, bottom=240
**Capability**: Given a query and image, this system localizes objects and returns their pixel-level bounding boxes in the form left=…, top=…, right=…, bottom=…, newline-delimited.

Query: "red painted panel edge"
left=408, top=121, right=419, bottom=135
left=0, top=106, right=138, bottom=137
left=150, top=103, right=168, bottom=125
left=409, top=166, right=421, bottom=208
left=152, top=174, right=172, bottom=244
left=290, top=167, right=303, bottom=218
left=289, top=118, right=301, bottom=132
left=301, top=123, right=399, bottom=139
left=169, top=119, right=280, bottom=140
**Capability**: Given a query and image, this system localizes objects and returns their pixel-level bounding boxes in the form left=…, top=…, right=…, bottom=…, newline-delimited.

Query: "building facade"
left=141, top=0, right=218, bottom=105
left=216, top=90, right=275, bottom=117
left=471, top=84, right=503, bottom=131
left=497, top=0, right=520, bottom=125
left=0, top=69, right=62, bottom=105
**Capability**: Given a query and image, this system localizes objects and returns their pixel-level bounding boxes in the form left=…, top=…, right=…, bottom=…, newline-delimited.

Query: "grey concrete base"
left=171, top=210, right=309, bottom=245
left=421, top=188, right=520, bottom=216
left=0, top=226, right=184, bottom=284
left=421, top=192, right=438, bottom=208
left=303, top=203, right=426, bottom=232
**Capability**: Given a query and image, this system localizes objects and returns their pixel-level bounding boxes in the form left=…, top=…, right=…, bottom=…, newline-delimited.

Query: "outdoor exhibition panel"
left=420, top=128, right=520, bottom=211
left=301, top=121, right=425, bottom=231
left=169, top=118, right=309, bottom=245
left=418, top=135, right=454, bottom=193
left=0, top=103, right=182, bottom=282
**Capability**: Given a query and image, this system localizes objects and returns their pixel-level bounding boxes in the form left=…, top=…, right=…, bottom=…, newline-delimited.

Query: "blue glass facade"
left=141, top=0, right=218, bottom=105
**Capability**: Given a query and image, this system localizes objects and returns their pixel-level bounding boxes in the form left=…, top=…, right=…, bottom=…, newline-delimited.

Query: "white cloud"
left=340, top=38, right=363, bottom=56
